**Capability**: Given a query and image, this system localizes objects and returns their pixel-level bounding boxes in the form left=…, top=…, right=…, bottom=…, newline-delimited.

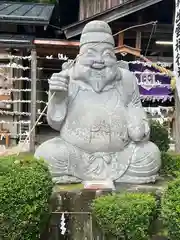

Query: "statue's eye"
left=103, top=51, right=116, bottom=60
left=87, top=49, right=95, bottom=56
left=103, top=51, right=113, bottom=57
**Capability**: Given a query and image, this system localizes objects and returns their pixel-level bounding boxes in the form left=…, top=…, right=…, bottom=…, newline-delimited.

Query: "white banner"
left=174, top=0, right=180, bottom=97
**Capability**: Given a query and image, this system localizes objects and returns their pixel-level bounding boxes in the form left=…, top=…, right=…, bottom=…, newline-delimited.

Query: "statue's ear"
left=115, top=67, right=122, bottom=81
left=117, top=60, right=129, bottom=70
left=75, top=54, right=80, bottom=62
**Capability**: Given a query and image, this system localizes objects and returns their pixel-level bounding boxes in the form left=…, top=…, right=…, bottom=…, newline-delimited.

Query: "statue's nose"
left=94, top=56, right=104, bottom=64
left=92, top=58, right=105, bottom=69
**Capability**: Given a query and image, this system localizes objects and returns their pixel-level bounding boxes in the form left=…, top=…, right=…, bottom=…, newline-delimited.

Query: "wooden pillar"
left=136, top=31, right=141, bottom=49
left=9, top=52, right=15, bottom=139
left=30, top=48, right=37, bottom=153
left=36, top=59, right=42, bottom=145
left=175, top=89, right=180, bottom=152
left=136, top=16, right=142, bottom=50
left=118, top=32, right=124, bottom=47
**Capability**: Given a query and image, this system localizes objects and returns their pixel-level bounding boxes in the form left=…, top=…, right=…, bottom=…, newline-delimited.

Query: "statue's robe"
left=35, top=67, right=161, bottom=183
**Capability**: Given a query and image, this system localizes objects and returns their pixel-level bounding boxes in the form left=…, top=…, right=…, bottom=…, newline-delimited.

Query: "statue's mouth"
left=91, top=63, right=105, bottom=70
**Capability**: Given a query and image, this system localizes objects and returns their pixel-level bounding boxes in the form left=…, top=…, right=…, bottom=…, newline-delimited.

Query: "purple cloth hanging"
left=129, top=62, right=173, bottom=100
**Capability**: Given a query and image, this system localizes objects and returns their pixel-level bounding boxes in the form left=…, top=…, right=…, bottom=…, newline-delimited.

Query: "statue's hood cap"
left=80, top=21, right=115, bottom=47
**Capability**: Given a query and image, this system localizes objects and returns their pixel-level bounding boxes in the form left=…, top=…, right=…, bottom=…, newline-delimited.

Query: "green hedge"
left=0, top=154, right=53, bottom=240
left=92, top=193, right=157, bottom=240
left=150, top=120, right=170, bottom=152
left=161, top=177, right=180, bottom=239
left=160, top=152, right=180, bottom=177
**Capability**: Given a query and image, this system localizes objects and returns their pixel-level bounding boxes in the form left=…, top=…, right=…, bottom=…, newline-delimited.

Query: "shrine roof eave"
left=0, top=34, right=34, bottom=48
left=62, top=0, right=164, bottom=39
left=0, top=2, right=55, bottom=26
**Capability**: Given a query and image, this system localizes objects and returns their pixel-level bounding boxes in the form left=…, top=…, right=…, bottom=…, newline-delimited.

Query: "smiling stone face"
left=72, top=21, right=119, bottom=92
left=73, top=43, right=118, bottom=92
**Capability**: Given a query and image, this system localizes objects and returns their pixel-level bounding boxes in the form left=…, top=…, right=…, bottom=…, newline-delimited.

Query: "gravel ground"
left=0, top=142, right=30, bottom=156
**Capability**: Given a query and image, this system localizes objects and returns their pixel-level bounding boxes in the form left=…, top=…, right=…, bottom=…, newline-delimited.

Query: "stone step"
left=43, top=179, right=168, bottom=240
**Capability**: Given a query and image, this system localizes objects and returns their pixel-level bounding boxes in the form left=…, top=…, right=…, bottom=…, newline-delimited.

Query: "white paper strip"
left=133, top=71, right=172, bottom=76
left=0, top=100, right=47, bottom=104
left=130, top=60, right=173, bottom=68
left=140, top=95, right=174, bottom=102
left=0, top=110, right=46, bottom=116
left=144, top=106, right=174, bottom=118
left=60, top=213, right=66, bottom=235
left=8, top=55, right=31, bottom=60
left=0, top=63, right=29, bottom=70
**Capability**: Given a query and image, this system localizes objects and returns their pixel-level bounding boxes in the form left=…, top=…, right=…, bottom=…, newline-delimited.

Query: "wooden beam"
left=114, top=45, right=141, bottom=57
left=34, top=39, right=79, bottom=58
left=36, top=46, right=78, bottom=58
left=34, top=39, right=79, bottom=47
left=63, top=0, right=164, bottom=38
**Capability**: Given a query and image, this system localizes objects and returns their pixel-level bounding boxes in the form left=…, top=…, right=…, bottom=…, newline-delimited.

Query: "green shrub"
left=0, top=154, right=53, bottom=240
left=150, top=120, right=170, bottom=152
left=92, top=192, right=157, bottom=240
left=160, top=152, right=180, bottom=177
left=161, top=177, right=180, bottom=239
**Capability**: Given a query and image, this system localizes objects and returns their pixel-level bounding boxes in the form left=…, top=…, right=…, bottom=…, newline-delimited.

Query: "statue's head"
left=73, top=21, right=119, bottom=92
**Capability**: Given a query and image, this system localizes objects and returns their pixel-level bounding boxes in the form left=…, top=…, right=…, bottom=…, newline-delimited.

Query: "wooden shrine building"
left=61, top=0, right=174, bottom=63
left=0, top=1, right=79, bottom=151
left=0, top=0, right=175, bottom=152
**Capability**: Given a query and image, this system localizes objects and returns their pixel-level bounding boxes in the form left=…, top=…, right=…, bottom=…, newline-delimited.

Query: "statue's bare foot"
left=53, top=175, right=82, bottom=184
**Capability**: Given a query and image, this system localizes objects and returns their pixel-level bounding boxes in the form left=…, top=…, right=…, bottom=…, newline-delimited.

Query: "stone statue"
left=35, top=21, right=161, bottom=184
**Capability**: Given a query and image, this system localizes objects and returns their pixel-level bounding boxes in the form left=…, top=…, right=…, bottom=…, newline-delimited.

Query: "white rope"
left=7, top=53, right=70, bottom=61
left=17, top=92, right=55, bottom=155
left=0, top=63, right=29, bottom=70
left=0, top=133, right=30, bottom=137
left=0, top=100, right=47, bottom=104
left=130, top=60, right=173, bottom=68
left=0, top=110, right=46, bottom=116
left=0, top=120, right=30, bottom=124
left=0, top=89, right=48, bottom=95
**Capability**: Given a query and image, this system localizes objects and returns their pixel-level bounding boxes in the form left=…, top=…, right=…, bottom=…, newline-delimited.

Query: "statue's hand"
left=128, top=121, right=145, bottom=141
left=49, top=69, right=69, bottom=92
left=127, top=107, right=150, bottom=142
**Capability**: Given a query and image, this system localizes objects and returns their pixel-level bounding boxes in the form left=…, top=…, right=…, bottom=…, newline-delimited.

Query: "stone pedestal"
left=115, top=180, right=165, bottom=198
left=45, top=179, right=168, bottom=240
left=48, top=187, right=112, bottom=240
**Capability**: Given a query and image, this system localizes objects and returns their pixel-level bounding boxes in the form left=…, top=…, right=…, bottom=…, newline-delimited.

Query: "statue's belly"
left=60, top=89, right=129, bottom=152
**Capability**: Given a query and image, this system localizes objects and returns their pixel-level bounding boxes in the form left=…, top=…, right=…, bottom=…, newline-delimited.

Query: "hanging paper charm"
left=59, top=213, right=66, bottom=235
